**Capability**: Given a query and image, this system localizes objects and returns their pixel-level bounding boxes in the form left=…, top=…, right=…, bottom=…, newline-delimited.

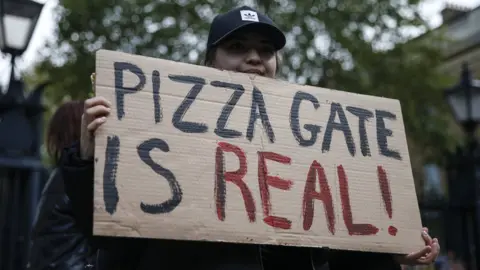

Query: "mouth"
left=242, top=69, right=265, bottom=76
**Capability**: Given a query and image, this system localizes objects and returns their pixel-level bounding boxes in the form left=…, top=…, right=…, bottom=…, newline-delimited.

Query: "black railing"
left=0, top=70, right=47, bottom=270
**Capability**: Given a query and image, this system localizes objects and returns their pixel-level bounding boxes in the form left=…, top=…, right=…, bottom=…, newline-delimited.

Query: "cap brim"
left=212, top=22, right=286, bottom=51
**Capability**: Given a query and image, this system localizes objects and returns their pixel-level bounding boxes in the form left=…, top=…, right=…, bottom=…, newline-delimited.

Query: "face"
left=211, top=31, right=277, bottom=78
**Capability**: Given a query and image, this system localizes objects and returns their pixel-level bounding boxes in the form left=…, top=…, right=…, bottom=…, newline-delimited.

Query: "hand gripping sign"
left=93, top=49, right=424, bottom=254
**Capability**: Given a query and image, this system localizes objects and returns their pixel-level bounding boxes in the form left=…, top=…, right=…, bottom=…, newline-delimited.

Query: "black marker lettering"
left=376, top=110, right=401, bottom=160
left=103, top=135, right=120, bottom=215
left=137, top=138, right=183, bottom=214
left=152, top=70, right=162, bottom=123
left=114, top=62, right=146, bottom=120
left=211, top=81, right=245, bottom=138
left=290, top=91, right=321, bottom=147
left=346, top=106, right=373, bottom=157
left=169, top=75, right=207, bottom=133
left=246, top=87, right=275, bottom=143
left=322, top=102, right=355, bottom=156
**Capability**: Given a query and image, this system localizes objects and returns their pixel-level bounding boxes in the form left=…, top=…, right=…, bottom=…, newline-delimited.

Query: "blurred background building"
left=439, top=4, right=480, bottom=77
left=417, top=4, right=480, bottom=270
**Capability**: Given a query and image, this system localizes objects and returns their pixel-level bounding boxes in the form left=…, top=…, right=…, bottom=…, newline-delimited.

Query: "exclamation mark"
left=377, top=166, right=397, bottom=236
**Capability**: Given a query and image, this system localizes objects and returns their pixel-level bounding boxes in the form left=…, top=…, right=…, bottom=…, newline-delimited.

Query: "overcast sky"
left=3, top=0, right=480, bottom=86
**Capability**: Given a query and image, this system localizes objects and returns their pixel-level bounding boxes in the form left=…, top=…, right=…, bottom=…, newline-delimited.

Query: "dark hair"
left=46, top=100, right=84, bottom=164
left=203, top=46, right=218, bottom=66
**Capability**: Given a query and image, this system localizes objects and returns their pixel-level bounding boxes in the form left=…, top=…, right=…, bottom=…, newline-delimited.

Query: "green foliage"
left=28, top=0, right=455, bottom=163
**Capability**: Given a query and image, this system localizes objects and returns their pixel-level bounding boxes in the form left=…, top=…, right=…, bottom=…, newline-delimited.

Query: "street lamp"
left=0, top=1, right=46, bottom=270
left=444, top=63, right=480, bottom=136
left=0, top=0, right=45, bottom=163
left=444, top=62, right=480, bottom=270
left=0, top=0, right=44, bottom=57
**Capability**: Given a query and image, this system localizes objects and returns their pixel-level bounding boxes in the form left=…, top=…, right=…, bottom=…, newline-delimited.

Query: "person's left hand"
left=394, top=227, right=440, bottom=265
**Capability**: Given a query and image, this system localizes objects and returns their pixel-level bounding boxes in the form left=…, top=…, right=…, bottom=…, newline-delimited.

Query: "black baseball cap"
left=207, top=6, right=286, bottom=51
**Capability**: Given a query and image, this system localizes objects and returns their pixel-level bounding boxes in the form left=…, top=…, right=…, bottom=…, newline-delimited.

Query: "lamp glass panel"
left=3, top=15, right=32, bottom=50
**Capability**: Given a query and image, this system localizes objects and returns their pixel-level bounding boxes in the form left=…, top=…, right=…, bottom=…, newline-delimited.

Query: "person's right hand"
left=393, top=227, right=440, bottom=266
left=80, top=96, right=111, bottom=160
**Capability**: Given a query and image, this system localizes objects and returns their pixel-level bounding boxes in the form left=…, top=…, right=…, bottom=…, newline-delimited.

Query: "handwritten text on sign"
left=93, top=49, right=423, bottom=254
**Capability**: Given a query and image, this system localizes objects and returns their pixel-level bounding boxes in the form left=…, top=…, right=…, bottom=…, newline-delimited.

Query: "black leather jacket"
left=28, top=168, right=97, bottom=270
left=53, top=142, right=401, bottom=270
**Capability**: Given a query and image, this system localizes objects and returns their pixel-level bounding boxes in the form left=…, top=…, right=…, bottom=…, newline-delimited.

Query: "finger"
left=423, top=227, right=428, bottom=234
left=84, top=96, right=111, bottom=110
left=85, top=105, right=111, bottom=118
left=418, top=240, right=440, bottom=264
left=422, top=230, right=433, bottom=245
left=416, top=257, right=433, bottom=265
left=419, top=250, right=436, bottom=263
left=429, top=240, right=440, bottom=257
left=87, top=116, right=107, bottom=132
left=90, top=73, right=96, bottom=98
left=417, top=252, right=437, bottom=265
left=406, top=246, right=432, bottom=261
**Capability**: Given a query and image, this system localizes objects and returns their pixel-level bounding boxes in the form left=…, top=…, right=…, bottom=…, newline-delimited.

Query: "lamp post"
left=444, top=63, right=480, bottom=137
left=444, top=62, right=480, bottom=269
left=0, top=0, right=43, bottom=57
left=0, top=1, right=45, bottom=270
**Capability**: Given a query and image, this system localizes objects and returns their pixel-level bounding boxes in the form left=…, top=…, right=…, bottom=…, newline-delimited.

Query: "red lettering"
left=337, top=165, right=379, bottom=235
left=215, top=142, right=256, bottom=222
left=258, top=152, right=293, bottom=229
left=302, top=161, right=335, bottom=234
left=377, top=166, right=397, bottom=236
left=377, top=166, right=392, bottom=218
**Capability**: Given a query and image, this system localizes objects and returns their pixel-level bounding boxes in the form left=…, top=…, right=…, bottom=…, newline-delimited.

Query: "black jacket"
left=58, top=142, right=401, bottom=270
left=28, top=168, right=97, bottom=270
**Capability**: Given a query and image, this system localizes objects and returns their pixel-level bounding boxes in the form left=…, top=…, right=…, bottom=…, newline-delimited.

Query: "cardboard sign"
left=93, top=49, right=424, bottom=254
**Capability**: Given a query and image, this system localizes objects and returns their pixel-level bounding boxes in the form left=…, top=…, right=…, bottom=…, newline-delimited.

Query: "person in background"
left=60, top=6, right=440, bottom=270
left=28, top=100, right=97, bottom=270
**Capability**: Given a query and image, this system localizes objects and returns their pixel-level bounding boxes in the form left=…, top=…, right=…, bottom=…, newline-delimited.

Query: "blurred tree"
left=27, top=0, right=455, bottom=166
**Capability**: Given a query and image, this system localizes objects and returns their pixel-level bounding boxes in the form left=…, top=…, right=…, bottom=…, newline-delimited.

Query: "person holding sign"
left=60, top=5, right=440, bottom=270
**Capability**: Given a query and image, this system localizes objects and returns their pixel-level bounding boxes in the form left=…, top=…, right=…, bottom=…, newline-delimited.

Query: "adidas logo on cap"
left=240, top=10, right=259, bottom=22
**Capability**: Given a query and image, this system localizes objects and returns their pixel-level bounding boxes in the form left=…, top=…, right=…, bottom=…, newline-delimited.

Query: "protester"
left=28, top=100, right=97, bottom=270
left=60, top=6, right=440, bottom=270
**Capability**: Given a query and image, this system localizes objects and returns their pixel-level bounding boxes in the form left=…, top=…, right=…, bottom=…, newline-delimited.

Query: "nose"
left=245, top=49, right=261, bottom=65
